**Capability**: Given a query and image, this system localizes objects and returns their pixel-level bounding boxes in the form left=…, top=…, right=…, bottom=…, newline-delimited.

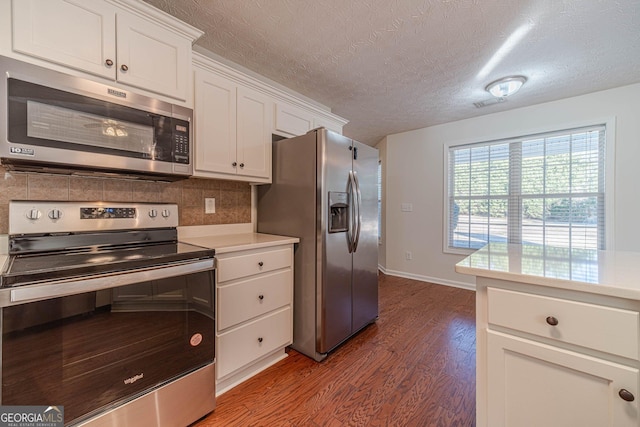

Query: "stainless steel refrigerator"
left=257, top=128, right=378, bottom=362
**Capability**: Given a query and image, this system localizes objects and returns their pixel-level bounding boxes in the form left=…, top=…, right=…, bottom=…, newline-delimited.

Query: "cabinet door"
left=237, top=86, right=272, bottom=180
left=487, top=331, right=639, bottom=427
left=193, top=68, right=238, bottom=176
left=274, top=102, right=313, bottom=136
left=115, top=12, right=190, bottom=100
left=12, top=0, right=116, bottom=79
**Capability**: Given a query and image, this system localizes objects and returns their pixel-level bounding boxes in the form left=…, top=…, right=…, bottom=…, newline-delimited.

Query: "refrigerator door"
left=351, top=140, right=379, bottom=331
left=318, top=129, right=354, bottom=354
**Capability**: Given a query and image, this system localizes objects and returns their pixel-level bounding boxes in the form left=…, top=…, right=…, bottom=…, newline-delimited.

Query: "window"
left=447, top=125, right=606, bottom=252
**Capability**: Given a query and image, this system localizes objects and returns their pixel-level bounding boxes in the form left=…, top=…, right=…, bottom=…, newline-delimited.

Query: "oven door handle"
left=6, top=258, right=214, bottom=305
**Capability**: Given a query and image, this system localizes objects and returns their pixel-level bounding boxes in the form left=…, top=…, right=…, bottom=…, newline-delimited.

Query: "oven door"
left=0, top=269, right=215, bottom=426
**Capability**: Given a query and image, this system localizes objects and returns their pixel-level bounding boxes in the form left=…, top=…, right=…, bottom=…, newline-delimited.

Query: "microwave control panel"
left=172, top=122, right=190, bottom=163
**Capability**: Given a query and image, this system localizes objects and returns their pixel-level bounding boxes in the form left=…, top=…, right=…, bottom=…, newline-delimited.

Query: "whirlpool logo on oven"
left=124, top=373, right=144, bottom=385
left=0, top=405, right=64, bottom=427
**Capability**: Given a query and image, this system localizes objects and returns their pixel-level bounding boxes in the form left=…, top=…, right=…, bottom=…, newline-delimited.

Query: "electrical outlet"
left=405, top=251, right=412, bottom=260
left=205, top=198, right=215, bottom=214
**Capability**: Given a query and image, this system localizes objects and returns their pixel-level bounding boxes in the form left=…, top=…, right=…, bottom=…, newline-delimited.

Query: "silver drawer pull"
left=258, top=337, right=263, bottom=343
left=258, top=294, right=264, bottom=300
left=258, top=261, right=264, bottom=267
left=546, top=316, right=559, bottom=326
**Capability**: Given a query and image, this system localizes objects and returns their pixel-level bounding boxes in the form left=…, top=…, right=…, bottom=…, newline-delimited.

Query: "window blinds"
left=448, top=125, right=606, bottom=251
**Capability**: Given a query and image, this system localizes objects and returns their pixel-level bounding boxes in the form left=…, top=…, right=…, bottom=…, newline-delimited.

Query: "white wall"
left=376, top=136, right=388, bottom=269
left=380, top=83, right=640, bottom=289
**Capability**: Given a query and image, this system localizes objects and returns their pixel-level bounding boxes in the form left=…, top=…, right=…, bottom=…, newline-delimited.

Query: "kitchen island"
left=179, top=228, right=299, bottom=395
left=456, top=242, right=640, bottom=427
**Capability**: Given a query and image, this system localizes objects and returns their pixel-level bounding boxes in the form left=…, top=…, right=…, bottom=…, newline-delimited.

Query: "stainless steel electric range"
left=0, top=201, right=216, bottom=426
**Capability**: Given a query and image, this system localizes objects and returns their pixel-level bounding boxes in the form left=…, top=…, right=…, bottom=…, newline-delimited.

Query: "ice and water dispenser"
left=329, top=191, right=349, bottom=233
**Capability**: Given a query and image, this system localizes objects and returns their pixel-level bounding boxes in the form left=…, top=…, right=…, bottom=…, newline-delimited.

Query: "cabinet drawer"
left=217, top=269, right=292, bottom=330
left=488, top=287, right=640, bottom=360
left=217, top=247, right=292, bottom=282
left=217, top=306, right=292, bottom=378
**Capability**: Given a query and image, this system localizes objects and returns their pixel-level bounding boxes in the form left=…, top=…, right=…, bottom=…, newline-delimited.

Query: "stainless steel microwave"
left=0, top=56, right=193, bottom=180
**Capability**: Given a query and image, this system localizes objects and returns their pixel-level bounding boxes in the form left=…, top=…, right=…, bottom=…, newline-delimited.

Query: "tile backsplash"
left=0, top=165, right=251, bottom=234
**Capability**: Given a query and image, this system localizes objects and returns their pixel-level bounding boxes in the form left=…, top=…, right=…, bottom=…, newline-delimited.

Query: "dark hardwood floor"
left=194, top=273, right=476, bottom=426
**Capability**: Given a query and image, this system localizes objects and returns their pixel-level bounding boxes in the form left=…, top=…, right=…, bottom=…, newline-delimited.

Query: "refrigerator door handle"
left=347, top=171, right=360, bottom=253
left=352, top=171, right=362, bottom=252
left=347, top=170, right=356, bottom=253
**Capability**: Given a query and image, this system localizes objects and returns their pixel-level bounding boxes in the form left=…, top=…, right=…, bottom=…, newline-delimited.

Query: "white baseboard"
left=378, top=265, right=476, bottom=292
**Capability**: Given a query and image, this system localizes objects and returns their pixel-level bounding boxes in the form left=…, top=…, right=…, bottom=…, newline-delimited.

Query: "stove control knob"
left=48, top=209, right=62, bottom=220
left=26, top=209, right=42, bottom=220
left=149, top=209, right=158, bottom=218
left=161, top=209, right=171, bottom=218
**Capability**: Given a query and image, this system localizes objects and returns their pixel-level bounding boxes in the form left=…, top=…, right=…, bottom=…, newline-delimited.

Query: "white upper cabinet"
left=236, top=86, right=272, bottom=180
left=193, top=64, right=272, bottom=183
left=274, top=102, right=313, bottom=136
left=194, top=69, right=237, bottom=176
left=10, top=0, right=201, bottom=101
left=313, top=116, right=346, bottom=135
left=274, top=101, right=347, bottom=137
left=114, top=11, right=191, bottom=99
left=12, top=0, right=116, bottom=79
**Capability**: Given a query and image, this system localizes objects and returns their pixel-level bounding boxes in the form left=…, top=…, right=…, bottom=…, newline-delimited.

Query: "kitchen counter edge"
left=455, top=242, right=640, bottom=301
left=180, top=233, right=299, bottom=254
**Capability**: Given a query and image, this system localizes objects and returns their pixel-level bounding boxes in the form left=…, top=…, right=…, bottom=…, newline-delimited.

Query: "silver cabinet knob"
left=26, top=209, right=42, bottom=220
left=232, top=162, right=237, bottom=167
left=161, top=209, right=171, bottom=218
left=149, top=209, right=158, bottom=218
left=120, top=64, right=129, bottom=72
left=239, top=163, right=245, bottom=168
left=48, top=209, right=62, bottom=220
left=105, top=59, right=114, bottom=67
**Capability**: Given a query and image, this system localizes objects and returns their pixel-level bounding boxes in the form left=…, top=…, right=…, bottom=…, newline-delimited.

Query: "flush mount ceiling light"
left=485, top=75, right=527, bottom=98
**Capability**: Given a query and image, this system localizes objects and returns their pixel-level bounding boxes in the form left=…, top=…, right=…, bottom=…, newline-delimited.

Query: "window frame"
left=443, top=119, right=616, bottom=255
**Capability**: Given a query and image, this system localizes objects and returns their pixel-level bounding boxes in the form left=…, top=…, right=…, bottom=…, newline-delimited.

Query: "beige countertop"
left=180, top=232, right=299, bottom=254
left=456, top=242, right=640, bottom=300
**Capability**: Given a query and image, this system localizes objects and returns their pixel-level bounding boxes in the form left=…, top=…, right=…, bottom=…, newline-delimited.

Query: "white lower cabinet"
left=478, top=281, right=640, bottom=427
left=217, top=269, right=292, bottom=330
left=217, top=306, right=292, bottom=379
left=487, top=330, right=639, bottom=427
left=215, top=244, right=294, bottom=394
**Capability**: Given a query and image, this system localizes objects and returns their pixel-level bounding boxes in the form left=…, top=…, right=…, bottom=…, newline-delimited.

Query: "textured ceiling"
left=144, top=0, right=640, bottom=145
